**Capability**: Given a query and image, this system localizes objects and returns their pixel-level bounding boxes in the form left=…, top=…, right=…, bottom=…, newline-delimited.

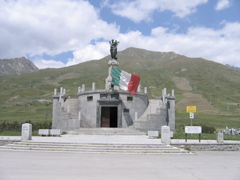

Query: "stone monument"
left=161, top=126, right=171, bottom=145
left=51, top=41, right=176, bottom=133
left=217, top=131, right=224, bottom=143
left=21, top=123, right=32, bottom=141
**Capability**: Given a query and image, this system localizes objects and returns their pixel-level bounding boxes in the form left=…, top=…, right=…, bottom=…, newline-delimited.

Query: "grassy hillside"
left=0, top=47, right=240, bottom=130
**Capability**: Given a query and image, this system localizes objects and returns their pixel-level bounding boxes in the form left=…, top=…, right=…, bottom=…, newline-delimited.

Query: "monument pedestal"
left=105, top=59, right=119, bottom=90
left=21, top=123, right=32, bottom=141
left=161, top=126, right=170, bottom=145
left=217, top=132, right=224, bottom=143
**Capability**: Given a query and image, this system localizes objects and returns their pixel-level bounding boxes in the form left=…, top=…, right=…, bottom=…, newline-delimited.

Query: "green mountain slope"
left=0, top=47, right=239, bottom=129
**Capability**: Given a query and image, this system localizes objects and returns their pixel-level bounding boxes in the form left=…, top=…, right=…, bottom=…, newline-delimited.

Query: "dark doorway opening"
left=101, top=107, right=118, bottom=128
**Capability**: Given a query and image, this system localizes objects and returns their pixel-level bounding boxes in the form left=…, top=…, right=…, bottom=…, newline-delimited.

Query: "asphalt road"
left=1, top=151, right=240, bottom=180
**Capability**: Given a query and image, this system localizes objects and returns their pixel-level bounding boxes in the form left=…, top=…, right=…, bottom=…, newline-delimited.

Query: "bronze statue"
left=109, top=39, right=119, bottom=60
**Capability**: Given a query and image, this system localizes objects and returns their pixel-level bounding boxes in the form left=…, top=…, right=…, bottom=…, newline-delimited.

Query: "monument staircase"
left=0, top=128, right=190, bottom=154
left=137, top=99, right=161, bottom=121
left=0, top=141, right=189, bottom=154
left=67, top=127, right=146, bottom=135
left=63, top=98, right=78, bottom=119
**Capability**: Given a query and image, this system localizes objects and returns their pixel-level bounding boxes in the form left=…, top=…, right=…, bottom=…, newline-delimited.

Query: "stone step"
left=67, top=128, right=146, bottom=135
left=6, top=142, right=172, bottom=148
left=0, top=142, right=189, bottom=154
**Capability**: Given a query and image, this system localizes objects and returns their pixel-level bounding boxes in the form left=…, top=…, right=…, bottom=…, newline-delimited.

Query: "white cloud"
left=108, top=0, right=208, bottom=22
left=66, top=42, right=109, bottom=66
left=115, top=22, right=240, bottom=67
left=0, top=0, right=119, bottom=59
left=215, top=0, right=231, bottom=10
left=33, top=59, right=66, bottom=69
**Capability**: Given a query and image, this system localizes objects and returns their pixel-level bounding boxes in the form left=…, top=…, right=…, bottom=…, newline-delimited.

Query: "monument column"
left=105, top=39, right=120, bottom=90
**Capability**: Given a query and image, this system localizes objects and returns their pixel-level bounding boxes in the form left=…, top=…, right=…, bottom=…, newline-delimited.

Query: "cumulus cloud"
left=33, top=59, right=66, bottom=69
left=215, top=0, right=231, bottom=10
left=66, top=42, right=109, bottom=66
left=108, top=0, right=208, bottom=22
left=0, top=0, right=119, bottom=59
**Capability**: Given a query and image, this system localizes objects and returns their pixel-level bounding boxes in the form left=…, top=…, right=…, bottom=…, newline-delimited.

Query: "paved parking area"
left=1, top=150, right=240, bottom=180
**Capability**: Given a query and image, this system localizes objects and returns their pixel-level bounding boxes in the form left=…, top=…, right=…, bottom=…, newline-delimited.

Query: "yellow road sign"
left=186, top=106, right=196, bottom=113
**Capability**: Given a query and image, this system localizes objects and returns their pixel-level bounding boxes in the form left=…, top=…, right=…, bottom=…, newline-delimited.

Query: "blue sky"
left=0, top=0, right=239, bottom=68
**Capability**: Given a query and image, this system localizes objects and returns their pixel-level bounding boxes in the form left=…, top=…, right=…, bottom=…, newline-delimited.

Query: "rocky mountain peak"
left=0, top=57, right=38, bottom=76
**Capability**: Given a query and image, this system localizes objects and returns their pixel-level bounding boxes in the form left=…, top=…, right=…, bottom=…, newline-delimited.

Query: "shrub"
left=0, top=120, right=52, bottom=132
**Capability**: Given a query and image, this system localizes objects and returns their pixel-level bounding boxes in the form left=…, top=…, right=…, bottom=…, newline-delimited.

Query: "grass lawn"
left=173, top=132, right=240, bottom=141
left=176, top=112, right=240, bottom=130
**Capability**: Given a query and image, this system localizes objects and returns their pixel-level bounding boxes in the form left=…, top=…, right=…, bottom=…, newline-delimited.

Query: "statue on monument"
left=106, top=39, right=119, bottom=90
left=109, top=39, right=119, bottom=60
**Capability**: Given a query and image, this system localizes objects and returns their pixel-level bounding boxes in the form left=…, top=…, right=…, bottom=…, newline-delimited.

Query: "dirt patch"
left=57, top=72, right=80, bottom=80
left=176, top=92, right=217, bottom=112
left=9, top=96, right=19, bottom=101
left=172, top=76, right=192, bottom=91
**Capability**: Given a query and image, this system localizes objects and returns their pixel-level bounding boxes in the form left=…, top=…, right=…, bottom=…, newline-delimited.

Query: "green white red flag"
left=111, top=66, right=140, bottom=95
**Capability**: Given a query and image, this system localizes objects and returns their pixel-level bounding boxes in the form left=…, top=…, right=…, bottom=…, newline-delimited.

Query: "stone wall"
left=52, top=86, right=175, bottom=133
left=0, top=140, right=20, bottom=146
left=78, top=89, right=149, bottom=128
left=52, top=95, right=80, bottom=132
left=173, top=144, right=240, bottom=151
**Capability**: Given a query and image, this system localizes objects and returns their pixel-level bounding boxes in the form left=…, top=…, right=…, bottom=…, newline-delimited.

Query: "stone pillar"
left=21, top=123, right=32, bottom=141
left=60, top=87, right=63, bottom=94
left=78, top=111, right=81, bottom=120
left=135, top=112, right=138, bottom=121
left=172, top=89, right=174, bottom=96
left=162, top=89, right=166, bottom=104
left=78, top=87, right=81, bottom=93
left=63, top=89, right=66, bottom=95
left=78, top=111, right=81, bottom=128
left=67, top=105, right=70, bottom=113
left=163, top=88, right=166, bottom=95
left=61, top=97, right=64, bottom=107
left=137, top=84, right=141, bottom=92
left=217, top=132, right=224, bottom=143
left=52, top=96, right=59, bottom=129
left=54, top=89, right=57, bottom=95
left=92, top=82, right=96, bottom=90
left=167, top=96, right=176, bottom=133
left=106, top=65, right=113, bottom=90
left=161, top=126, right=170, bottom=145
left=144, top=87, right=147, bottom=94
left=82, top=84, right=85, bottom=92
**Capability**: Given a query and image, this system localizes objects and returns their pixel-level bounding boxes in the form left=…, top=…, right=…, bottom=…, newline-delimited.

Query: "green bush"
left=0, top=120, right=51, bottom=132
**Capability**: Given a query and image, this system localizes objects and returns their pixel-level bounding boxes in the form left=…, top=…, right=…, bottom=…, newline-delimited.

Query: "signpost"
left=186, top=106, right=196, bottom=113
left=185, top=126, right=202, bottom=142
left=186, top=106, right=196, bottom=126
left=185, top=106, right=202, bottom=142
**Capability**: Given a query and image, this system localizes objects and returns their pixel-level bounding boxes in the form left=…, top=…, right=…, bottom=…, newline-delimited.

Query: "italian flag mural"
left=111, top=66, right=140, bottom=95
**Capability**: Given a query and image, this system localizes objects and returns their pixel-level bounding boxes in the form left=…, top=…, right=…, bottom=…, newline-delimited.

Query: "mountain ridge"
left=0, top=57, right=38, bottom=76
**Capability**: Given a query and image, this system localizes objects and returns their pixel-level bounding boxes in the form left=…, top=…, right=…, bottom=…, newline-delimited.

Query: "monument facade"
left=52, top=40, right=175, bottom=133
